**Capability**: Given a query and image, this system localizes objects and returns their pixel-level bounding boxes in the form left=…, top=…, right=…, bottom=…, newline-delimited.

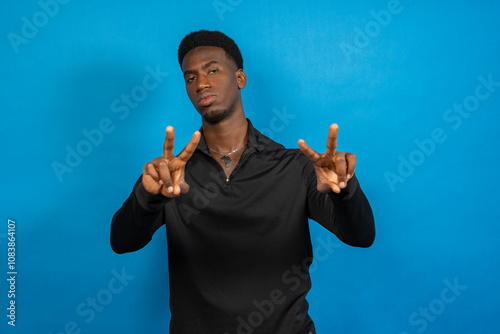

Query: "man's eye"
left=186, top=76, right=195, bottom=83
left=209, top=68, right=219, bottom=74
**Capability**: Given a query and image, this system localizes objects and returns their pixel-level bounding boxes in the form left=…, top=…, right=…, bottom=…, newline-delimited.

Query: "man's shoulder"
left=255, top=132, right=309, bottom=164
left=249, top=120, right=310, bottom=164
left=254, top=129, right=294, bottom=153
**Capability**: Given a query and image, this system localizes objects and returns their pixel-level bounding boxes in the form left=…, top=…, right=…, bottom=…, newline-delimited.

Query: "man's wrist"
left=135, top=180, right=170, bottom=212
left=329, top=174, right=359, bottom=200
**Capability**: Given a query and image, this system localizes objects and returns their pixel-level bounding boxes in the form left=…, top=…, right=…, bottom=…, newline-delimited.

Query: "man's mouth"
left=198, top=94, right=216, bottom=107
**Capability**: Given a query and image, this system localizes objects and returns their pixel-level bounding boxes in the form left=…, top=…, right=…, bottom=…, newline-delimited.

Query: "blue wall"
left=2, top=0, right=499, bottom=333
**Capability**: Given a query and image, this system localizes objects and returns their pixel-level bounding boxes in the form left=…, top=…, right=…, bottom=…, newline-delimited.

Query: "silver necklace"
left=208, top=144, right=247, bottom=168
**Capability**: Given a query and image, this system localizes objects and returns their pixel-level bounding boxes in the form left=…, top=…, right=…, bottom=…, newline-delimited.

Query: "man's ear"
left=236, top=69, right=247, bottom=89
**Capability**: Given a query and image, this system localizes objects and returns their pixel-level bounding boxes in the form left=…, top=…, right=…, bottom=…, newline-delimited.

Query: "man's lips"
left=198, top=94, right=216, bottom=107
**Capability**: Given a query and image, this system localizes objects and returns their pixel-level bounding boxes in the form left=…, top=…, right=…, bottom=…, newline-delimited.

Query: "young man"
left=111, top=30, right=375, bottom=334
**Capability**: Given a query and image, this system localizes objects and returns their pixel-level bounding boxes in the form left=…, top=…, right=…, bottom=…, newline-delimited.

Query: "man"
left=111, top=30, right=375, bottom=334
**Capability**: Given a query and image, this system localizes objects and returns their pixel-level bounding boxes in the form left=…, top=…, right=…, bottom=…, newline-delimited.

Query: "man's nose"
left=197, top=75, right=211, bottom=91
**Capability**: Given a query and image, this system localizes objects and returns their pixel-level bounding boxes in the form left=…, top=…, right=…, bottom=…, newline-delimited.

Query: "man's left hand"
left=298, top=124, right=356, bottom=194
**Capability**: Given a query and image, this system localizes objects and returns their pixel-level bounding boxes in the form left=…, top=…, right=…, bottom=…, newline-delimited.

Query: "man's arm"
left=298, top=124, right=375, bottom=247
left=110, top=126, right=201, bottom=254
left=302, top=163, right=375, bottom=247
left=110, top=177, right=168, bottom=254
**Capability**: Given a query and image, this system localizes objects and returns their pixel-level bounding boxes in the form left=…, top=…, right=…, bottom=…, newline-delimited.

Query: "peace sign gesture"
left=298, top=124, right=356, bottom=194
left=142, top=126, right=201, bottom=197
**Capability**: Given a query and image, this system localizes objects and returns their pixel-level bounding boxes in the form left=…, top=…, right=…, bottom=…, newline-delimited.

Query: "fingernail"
left=167, top=186, right=173, bottom=193
left=158, top=180, right=164, bottom=185
left=347, top=174, right=351, bottom=180
left=339, top=181, right=345, bottom=188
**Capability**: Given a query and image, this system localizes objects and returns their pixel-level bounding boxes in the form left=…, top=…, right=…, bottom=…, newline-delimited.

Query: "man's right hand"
left=142, top=126, right=201, bottom=197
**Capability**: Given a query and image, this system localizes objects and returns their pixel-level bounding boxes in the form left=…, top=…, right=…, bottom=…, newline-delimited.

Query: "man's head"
left=178, top=30, right=243, bottom=70
left=178, top=30, right=246, bottom=124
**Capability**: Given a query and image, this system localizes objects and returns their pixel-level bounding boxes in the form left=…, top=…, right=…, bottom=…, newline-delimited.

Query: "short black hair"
left=178, top=30, right=243, bottom=70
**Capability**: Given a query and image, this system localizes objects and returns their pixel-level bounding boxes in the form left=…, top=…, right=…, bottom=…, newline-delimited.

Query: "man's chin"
left=202, top=108, right=233, bottom=124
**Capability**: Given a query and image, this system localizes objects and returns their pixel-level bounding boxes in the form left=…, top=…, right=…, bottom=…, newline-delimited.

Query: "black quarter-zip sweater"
left=111, top=120, right=375, bottom=334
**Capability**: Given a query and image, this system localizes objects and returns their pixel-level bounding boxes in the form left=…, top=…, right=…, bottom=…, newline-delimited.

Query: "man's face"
left=181, top=46, right=246, bottom=124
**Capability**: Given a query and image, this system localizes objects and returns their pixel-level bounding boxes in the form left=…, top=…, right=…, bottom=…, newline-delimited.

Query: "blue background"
left=2, top=0, right=499, bottom=333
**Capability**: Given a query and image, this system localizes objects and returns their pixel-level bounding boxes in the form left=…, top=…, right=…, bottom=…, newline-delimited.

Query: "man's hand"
left=298, top=124, right=356, bottom=194
left=142, top=126, right=201, bottom=197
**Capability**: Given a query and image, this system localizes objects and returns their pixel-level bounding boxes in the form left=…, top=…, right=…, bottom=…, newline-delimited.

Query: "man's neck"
left=202, top=112, right=249, bottom=153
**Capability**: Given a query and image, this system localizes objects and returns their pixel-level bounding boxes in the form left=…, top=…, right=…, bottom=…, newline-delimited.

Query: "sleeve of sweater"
left=110, top=176, right=171, bottom=254
left=298, top=153, right=376, bottom=247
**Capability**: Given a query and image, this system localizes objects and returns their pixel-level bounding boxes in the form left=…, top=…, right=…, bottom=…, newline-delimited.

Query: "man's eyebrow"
left=183, top=61, right=219, bottom=76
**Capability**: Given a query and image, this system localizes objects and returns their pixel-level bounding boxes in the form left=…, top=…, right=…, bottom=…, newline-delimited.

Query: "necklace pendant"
left=220, top=155, right=232, bottom=168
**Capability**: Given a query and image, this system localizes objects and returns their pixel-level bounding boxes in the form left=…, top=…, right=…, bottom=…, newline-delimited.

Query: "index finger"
left=326, top=124, right=339, bottom=156
left=298, top=139, right=320, bottom=162
left=163, top=126, right=175, bottom=158
left=177, top=131, right=201, bottom=162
